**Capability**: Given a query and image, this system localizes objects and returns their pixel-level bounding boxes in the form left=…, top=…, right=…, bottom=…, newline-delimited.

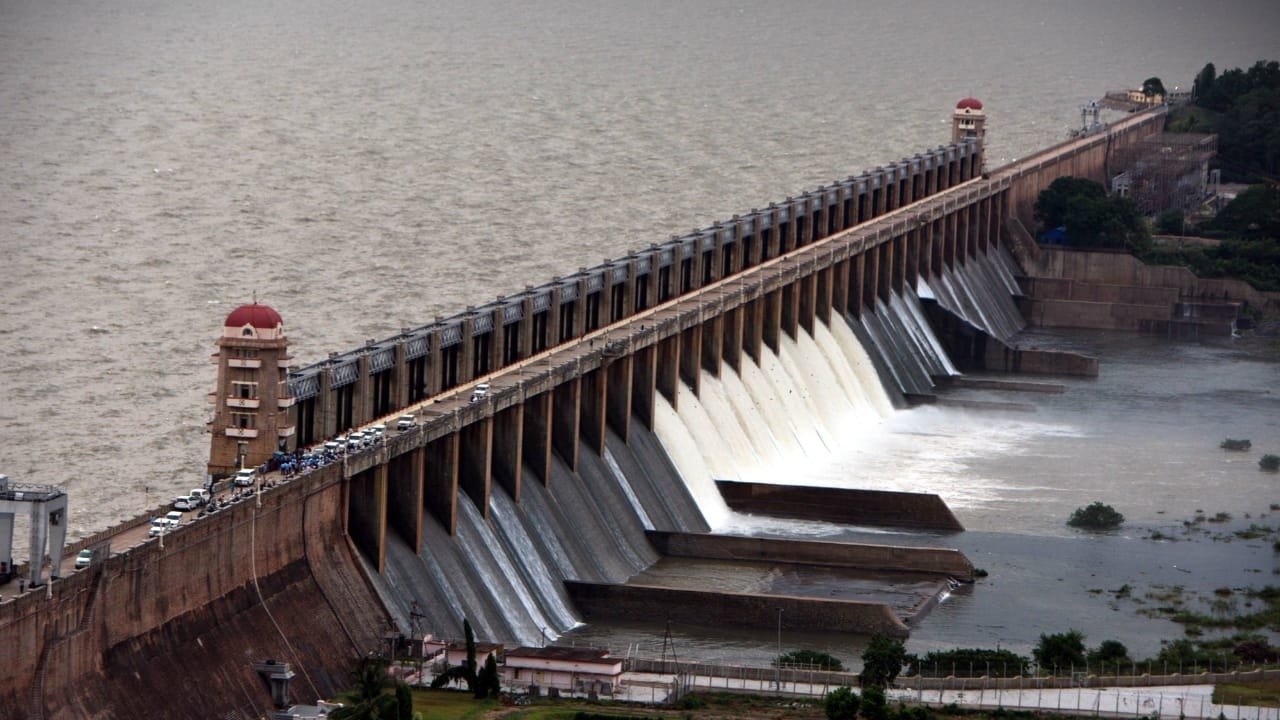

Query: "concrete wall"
left=565, top=581, right=910, bottom=638
left=0, top=466, right=390, bottom=720
left=715, top=482, right=965, bottom=532
left=646, top=531, right=973, bottom=579
left=1032, top=247, right=1279, bottom=314
left=982, top=345, right=1099, bottom=377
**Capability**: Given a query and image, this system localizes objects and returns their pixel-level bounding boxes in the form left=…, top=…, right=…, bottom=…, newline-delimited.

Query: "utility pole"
left=776, top=608, right=783, bottom=691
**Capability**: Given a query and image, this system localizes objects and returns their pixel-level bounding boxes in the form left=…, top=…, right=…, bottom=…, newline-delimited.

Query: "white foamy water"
left=2, top=0, right=1278, bottom=553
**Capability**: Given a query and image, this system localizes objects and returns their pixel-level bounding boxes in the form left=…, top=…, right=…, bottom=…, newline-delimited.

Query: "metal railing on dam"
left=282, top=106, right=1166, bottom=457
left=283, top=137, right=986, bottom=446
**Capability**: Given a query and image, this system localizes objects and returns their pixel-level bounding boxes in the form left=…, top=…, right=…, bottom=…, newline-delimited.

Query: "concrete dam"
left=0, top=104, right=1169, bottom=720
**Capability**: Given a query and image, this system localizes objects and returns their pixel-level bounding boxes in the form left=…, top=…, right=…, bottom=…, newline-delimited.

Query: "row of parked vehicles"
left=146, top=412, right=430, bottom=542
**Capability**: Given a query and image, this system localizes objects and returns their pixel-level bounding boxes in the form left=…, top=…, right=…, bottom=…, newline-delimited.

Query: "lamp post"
left=776, top=607, right=783, bottom=691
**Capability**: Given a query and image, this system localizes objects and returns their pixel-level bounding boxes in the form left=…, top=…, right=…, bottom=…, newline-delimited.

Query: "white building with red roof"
left=503, top=646, right=624, bottom=697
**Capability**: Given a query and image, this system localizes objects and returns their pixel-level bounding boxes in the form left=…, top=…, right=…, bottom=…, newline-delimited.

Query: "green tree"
left=1034, top=177, right=1150, bottom=251
left=1035, top=176, right=1106, bottom=229
left=861, top=685, right=889, bottom=720
left=859, top=635, right=907, bottom=688
left=1156, top=208, right=1185, bottom=235
left=331, top=656, right=399, bottom=720
left=1033, top=630, right=1087, bottom=674
left=1205, top=185, right=1280, bottom=239
left=1193, top=63, right=1216, bottom=100
left=395, top=683, right=413, bottom=720
left=430, top=618, right=480, bottom=693
left=1087, top=640, right=1131, bottom=672
left=1142, top=77, right=1167, bottom=99
left=476, top=654, right=500, bottom=699
left=824, top=686, right=861, bottom=720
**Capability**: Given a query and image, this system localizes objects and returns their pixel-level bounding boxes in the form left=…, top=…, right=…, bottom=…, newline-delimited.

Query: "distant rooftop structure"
left=0, top=474, right=68, bottom=586
left=1111, top=132, right=1218, bottom=215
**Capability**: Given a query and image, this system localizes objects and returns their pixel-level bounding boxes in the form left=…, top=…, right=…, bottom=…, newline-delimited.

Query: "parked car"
left=172, top=495, right=197, bottom=511
left=347, top=431, right=366, bottom=450
left=470, top=382, right=491, bottom=403
left=233, top=468, right=256, bottom=487
left=369, top=424, right=386, bottom=438
left=163, top=511, right=183, bottom=528
left=74, top=549, right=94, bottom=569
left=189, top=488, right=211, bottom=506
left=148, top=518, right=168, bottom=537
left=396, top=414, right=416, bottom=431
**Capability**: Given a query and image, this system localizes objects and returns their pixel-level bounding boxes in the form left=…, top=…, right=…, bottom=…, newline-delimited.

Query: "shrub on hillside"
left=1261, top=454, right=1280, bottom=472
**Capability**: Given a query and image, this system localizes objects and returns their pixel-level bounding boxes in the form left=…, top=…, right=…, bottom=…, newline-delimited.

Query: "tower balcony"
left=226, top=397, right=261, bottom=409
left=228, top=358, right=263, bottom=369
left=277, top=396, right=297, bottom=409
left=225, top=427, right=259, bottom=439
left=277, top=425, right=296, bottom=438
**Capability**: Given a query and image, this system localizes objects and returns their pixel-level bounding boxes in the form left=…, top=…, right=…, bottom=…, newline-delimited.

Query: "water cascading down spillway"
left=562, top=312, right=974, bottom=639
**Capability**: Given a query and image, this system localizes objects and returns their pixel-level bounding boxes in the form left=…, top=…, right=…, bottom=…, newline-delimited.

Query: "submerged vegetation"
left=1067, top=502, right=1125, bottom=530
left=1261, top=454, right=1280, bottom=472
left=1222, top=438, right=1253, bottom=451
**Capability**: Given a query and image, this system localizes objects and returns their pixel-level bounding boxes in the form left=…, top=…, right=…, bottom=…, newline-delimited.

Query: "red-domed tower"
left=207, top=302, right=295, bottom=477
left=951, top=97, right=986, bottom=146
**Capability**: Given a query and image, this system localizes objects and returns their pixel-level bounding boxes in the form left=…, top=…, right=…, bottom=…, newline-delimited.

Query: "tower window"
left=231, top=412, right=256, bottom=429
left=232, top=381, right=259, bottom=398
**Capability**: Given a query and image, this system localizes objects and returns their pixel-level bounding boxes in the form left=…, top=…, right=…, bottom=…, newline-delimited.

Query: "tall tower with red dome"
left=951, top=97, right=986, bottom=147
left=207, top=302, right=296, bottom=477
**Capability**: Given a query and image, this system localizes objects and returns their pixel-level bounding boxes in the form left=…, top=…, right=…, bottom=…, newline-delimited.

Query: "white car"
left=74, top=549, right=94, bottom=569
left=233, top=468, right=256, bottom=487
left=163, top=511, right=183, bottom=528
left=396, top=415, right=416, bottom=431
left=470, top=382, right=490, bottom=403
left=189, top=488, right=211, bottom=506
left=148, top=518, right=168, bottom=537
left=172, top=496, right=197, bottom=511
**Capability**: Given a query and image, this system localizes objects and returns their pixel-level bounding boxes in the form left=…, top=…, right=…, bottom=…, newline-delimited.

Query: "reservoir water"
left=2, top=0, right=1278, bottom=659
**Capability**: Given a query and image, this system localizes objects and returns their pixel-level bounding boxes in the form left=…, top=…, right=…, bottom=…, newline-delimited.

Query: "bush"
left=824, top=686, right=861, bottom=720
left=776, top=649, right=845, bottom=671
left=914, top=648, right=1030, bottom=677
left=895, top=705, right=933, bottom=720
left=861, top=685, right=889, bottom=720
left=1260, top=454, right=1280, bottom=472
left=1033, top=630, right=1087, bottom=673
left=1067, top=502, right=1124, bottom=530
left=1220, top=438, right=1252, bottom=451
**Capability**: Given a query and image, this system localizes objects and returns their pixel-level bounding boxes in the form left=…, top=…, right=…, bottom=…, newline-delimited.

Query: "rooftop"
left=505, top=646, right=615, bottom=663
